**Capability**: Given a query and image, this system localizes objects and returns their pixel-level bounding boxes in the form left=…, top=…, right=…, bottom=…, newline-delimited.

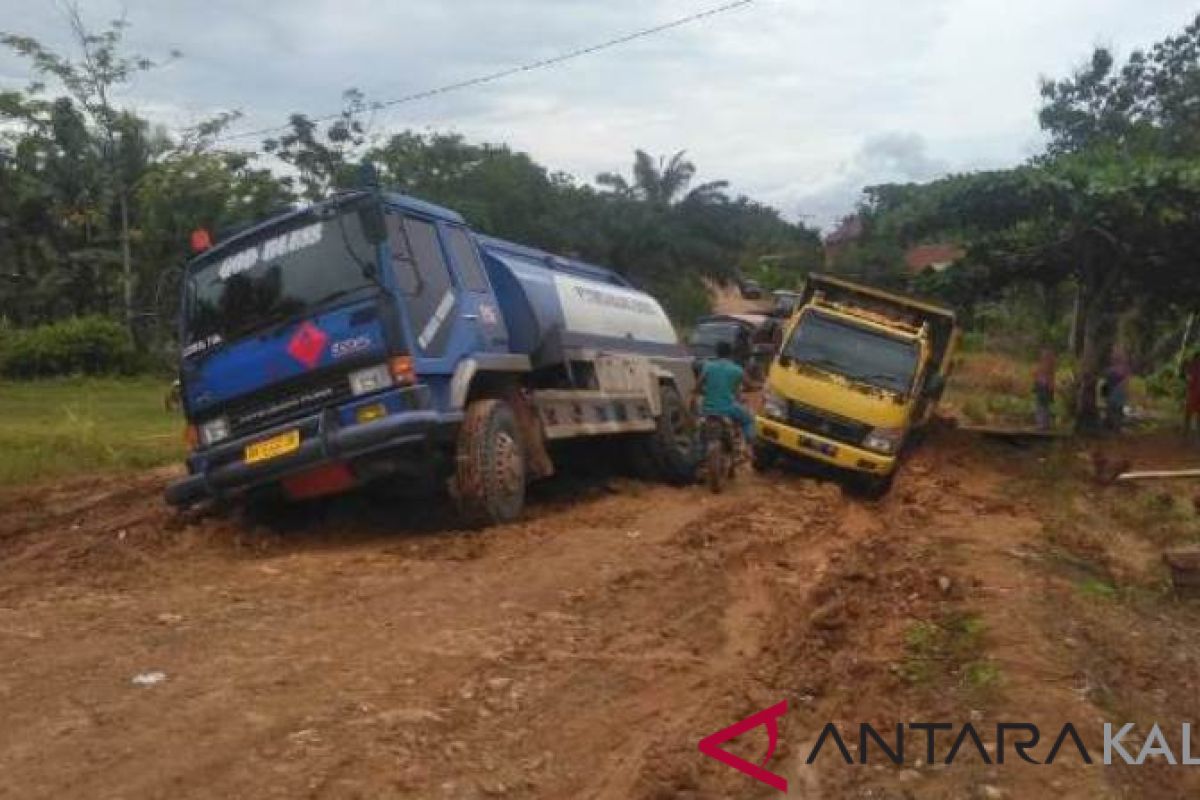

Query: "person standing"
left=1183, top=353, right=1200, bottom=434
left=1102, top=350, right=1132, bottom=432
left=1032, top=348, right=1057, bottom=431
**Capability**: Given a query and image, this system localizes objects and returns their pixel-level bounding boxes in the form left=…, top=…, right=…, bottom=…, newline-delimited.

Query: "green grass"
left=0, top=376, right=184, bottom=485
left=1076, top=577, right=1118, bottom=600
left=900, top=612, right=1001, bottom=699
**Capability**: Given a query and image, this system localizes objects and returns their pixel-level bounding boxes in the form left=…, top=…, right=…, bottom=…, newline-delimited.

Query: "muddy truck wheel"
left=453, top=399, right=526, bottom=527
left=634, top=382, right=696, bottom=485
left=751, top=440, right=779, bottom=472
left=851, top=470, right=895, bottom=500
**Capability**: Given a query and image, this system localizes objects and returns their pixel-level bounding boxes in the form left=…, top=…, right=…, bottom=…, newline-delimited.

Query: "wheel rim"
left=493, top=430, right=523, bottom=498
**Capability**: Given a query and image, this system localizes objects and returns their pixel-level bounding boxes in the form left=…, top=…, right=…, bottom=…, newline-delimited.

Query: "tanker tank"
left=476, top=236, right=692, bottom=388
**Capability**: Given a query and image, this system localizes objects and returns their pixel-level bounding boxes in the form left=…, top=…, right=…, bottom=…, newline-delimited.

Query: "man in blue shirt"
left=696, top=341, right=754, bottom=441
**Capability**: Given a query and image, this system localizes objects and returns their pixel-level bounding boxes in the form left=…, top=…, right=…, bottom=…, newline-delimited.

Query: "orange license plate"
left=244, top=429, right=300, bottom=464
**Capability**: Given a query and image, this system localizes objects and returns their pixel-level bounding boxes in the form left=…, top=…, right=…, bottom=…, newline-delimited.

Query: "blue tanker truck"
left=165, top=188, right=697, bottom=525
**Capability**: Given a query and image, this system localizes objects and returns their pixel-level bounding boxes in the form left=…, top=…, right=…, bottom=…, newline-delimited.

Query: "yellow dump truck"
left=753, top=274, right=958, bottom=495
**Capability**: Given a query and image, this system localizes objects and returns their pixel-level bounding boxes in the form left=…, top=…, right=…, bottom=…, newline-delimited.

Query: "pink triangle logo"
left=697, top=700, right=789, bottom=792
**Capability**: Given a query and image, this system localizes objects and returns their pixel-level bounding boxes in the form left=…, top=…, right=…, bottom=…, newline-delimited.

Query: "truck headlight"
left=199, top=416, right=230, bottom=447
left=762, top=387, right=787, bottom=421
left=348, top=364, right=392, bottom=396
left=863, top=427, right=903, bottom=455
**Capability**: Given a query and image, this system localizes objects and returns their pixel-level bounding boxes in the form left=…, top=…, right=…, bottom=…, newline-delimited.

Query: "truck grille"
left=223, top=372, right=353, bottom=436
left=786, top=401, right=870, bottom=447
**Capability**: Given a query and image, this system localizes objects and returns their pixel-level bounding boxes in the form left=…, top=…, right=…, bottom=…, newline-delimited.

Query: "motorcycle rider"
left=695, top=340, right=755, bottom=447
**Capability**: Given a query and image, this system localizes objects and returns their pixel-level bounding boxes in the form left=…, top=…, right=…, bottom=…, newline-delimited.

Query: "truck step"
left=532, top=390, right=656, bottom=440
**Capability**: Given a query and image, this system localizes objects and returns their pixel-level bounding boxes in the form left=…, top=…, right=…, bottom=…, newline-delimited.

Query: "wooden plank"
left=1116, top=469, right=1200, bottom=482
left=958, top=425, right=1068, bottom=439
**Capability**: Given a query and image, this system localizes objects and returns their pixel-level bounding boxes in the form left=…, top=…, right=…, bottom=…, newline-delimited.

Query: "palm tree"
left=597, top=149, right=729, bottom=206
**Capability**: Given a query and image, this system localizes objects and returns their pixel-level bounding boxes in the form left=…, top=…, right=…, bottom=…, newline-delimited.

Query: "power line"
left=215, top=0, right=755, bottom=143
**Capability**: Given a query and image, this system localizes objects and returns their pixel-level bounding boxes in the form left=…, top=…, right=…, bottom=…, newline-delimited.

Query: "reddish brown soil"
left=2, top=429, right=1200, bottom=799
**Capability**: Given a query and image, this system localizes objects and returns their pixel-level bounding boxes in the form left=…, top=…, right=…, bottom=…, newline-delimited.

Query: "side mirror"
left=925, top=374, right=946, bottom=399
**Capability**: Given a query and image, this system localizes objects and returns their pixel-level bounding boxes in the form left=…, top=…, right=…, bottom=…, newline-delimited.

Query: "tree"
left=263, top=89, right=373, bottom=201
left=1039, top=13, right=1200, bottom=157
left=597, top=149, right=729, bottom=206
left=843, top=14, right=1200, bottom=428
left=891, top=156, right=1200, bottom=428
left=2, top=4, right=180, bottom=336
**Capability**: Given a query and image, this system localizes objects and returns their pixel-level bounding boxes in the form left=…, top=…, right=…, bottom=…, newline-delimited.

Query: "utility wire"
left=214, top=0, right=755, bottom=143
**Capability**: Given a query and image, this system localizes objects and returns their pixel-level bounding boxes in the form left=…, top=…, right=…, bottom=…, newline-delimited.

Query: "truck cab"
left=770, top=289, right=802, bottom=320
left=753, top=274, right=957, bottom=494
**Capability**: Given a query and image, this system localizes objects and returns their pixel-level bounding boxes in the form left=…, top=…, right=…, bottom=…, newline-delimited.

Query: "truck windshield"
left=183, top=208, right=377, bottom=353
left=690, top=322, right=740, bottom=349
left=783, top=311, right=918, bottom=394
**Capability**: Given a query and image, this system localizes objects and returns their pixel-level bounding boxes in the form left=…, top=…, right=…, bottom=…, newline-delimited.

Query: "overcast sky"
left=2, top=0, right=1196, bottom=229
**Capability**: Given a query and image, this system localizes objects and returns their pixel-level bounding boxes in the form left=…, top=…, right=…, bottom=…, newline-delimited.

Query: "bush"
left=1145, top=364, right=1183, bottom=400
left=0, top=316, right=137, bottom=378
left=961, top=395, right=988, bottom=424
left=642, top=273, right=711, bottom=328
left=958, top=330, right=986, bottom=352
left=952, top=351, right=1030, bottom=395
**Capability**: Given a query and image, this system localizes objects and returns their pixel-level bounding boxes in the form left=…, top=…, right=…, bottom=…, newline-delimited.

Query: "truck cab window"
left=444, top=226, right=490, bottom=293
left=402, top=216, right=455, bottom=353
left=386, top=215, right=419, bottom=295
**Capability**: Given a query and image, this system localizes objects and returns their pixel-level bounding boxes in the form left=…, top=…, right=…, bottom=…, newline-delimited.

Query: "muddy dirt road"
left=1, top=430, right=1197, bottom=799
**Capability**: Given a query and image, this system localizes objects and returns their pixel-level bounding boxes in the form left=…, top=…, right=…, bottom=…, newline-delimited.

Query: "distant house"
left=823, top=215, right=864, bottom=270
left=904, top=244, right=965, bottom=275
left=822, top=215, right=964, bottom=277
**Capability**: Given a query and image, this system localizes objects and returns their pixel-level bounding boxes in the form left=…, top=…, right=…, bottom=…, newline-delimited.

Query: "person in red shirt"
left=1183, top=353, right=1200, bottom=434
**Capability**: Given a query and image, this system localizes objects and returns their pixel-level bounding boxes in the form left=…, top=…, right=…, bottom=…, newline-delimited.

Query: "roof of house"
left=824, top=215, right=864, bottom=246
left=904, top=244, right=965, bottom=274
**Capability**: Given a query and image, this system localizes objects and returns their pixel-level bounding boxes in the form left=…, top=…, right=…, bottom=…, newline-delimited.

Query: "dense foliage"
left=0, top=9, right=819, bottom=365
left=834, top=14, right=1200, bottom=427
left=0, top=315, right=136, bottom=377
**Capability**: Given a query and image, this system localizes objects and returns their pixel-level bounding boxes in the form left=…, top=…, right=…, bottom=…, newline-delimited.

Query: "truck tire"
left=751, top=440, right=779, bottom=472
left=453, top=399, right=526, bottom=527
left=852, top=470, right=895, bottom=500
left=640, top=382, right=697, bottom=484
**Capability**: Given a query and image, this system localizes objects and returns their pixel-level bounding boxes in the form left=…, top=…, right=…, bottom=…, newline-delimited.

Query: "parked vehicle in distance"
left=771, top=289, right=801, bottom=319
left=687, top=313, right=776, bottom=381
left=738, top=277, right=764, bottom=299
left=166, top=187, right=697, bottom=525
left=754, top=274, right=958, bottom=496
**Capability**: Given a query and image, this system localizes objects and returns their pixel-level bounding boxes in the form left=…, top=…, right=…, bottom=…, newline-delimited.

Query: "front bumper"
left=166, top=385, right=455, bottom=507
left=754, top=415, right=897, bottom=475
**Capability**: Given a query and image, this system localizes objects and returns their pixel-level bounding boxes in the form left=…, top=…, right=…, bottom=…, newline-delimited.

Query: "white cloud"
left=1, top=0, right=1196, bottom=229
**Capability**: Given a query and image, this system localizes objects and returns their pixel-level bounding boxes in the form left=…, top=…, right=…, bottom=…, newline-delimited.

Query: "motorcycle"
left=700, top=414, right=743, bottom=494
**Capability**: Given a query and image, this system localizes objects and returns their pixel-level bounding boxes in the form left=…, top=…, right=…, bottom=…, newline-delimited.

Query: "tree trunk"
left=1178, top=311, right=1197, bottom=370
left=119, top=190, right=135, bottom=341
left=1074, top=309, right=1117, bottom=432
left=1068, top=281, right=1085, bottom=357
left=1073, top=266, right=1120, bottom=433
